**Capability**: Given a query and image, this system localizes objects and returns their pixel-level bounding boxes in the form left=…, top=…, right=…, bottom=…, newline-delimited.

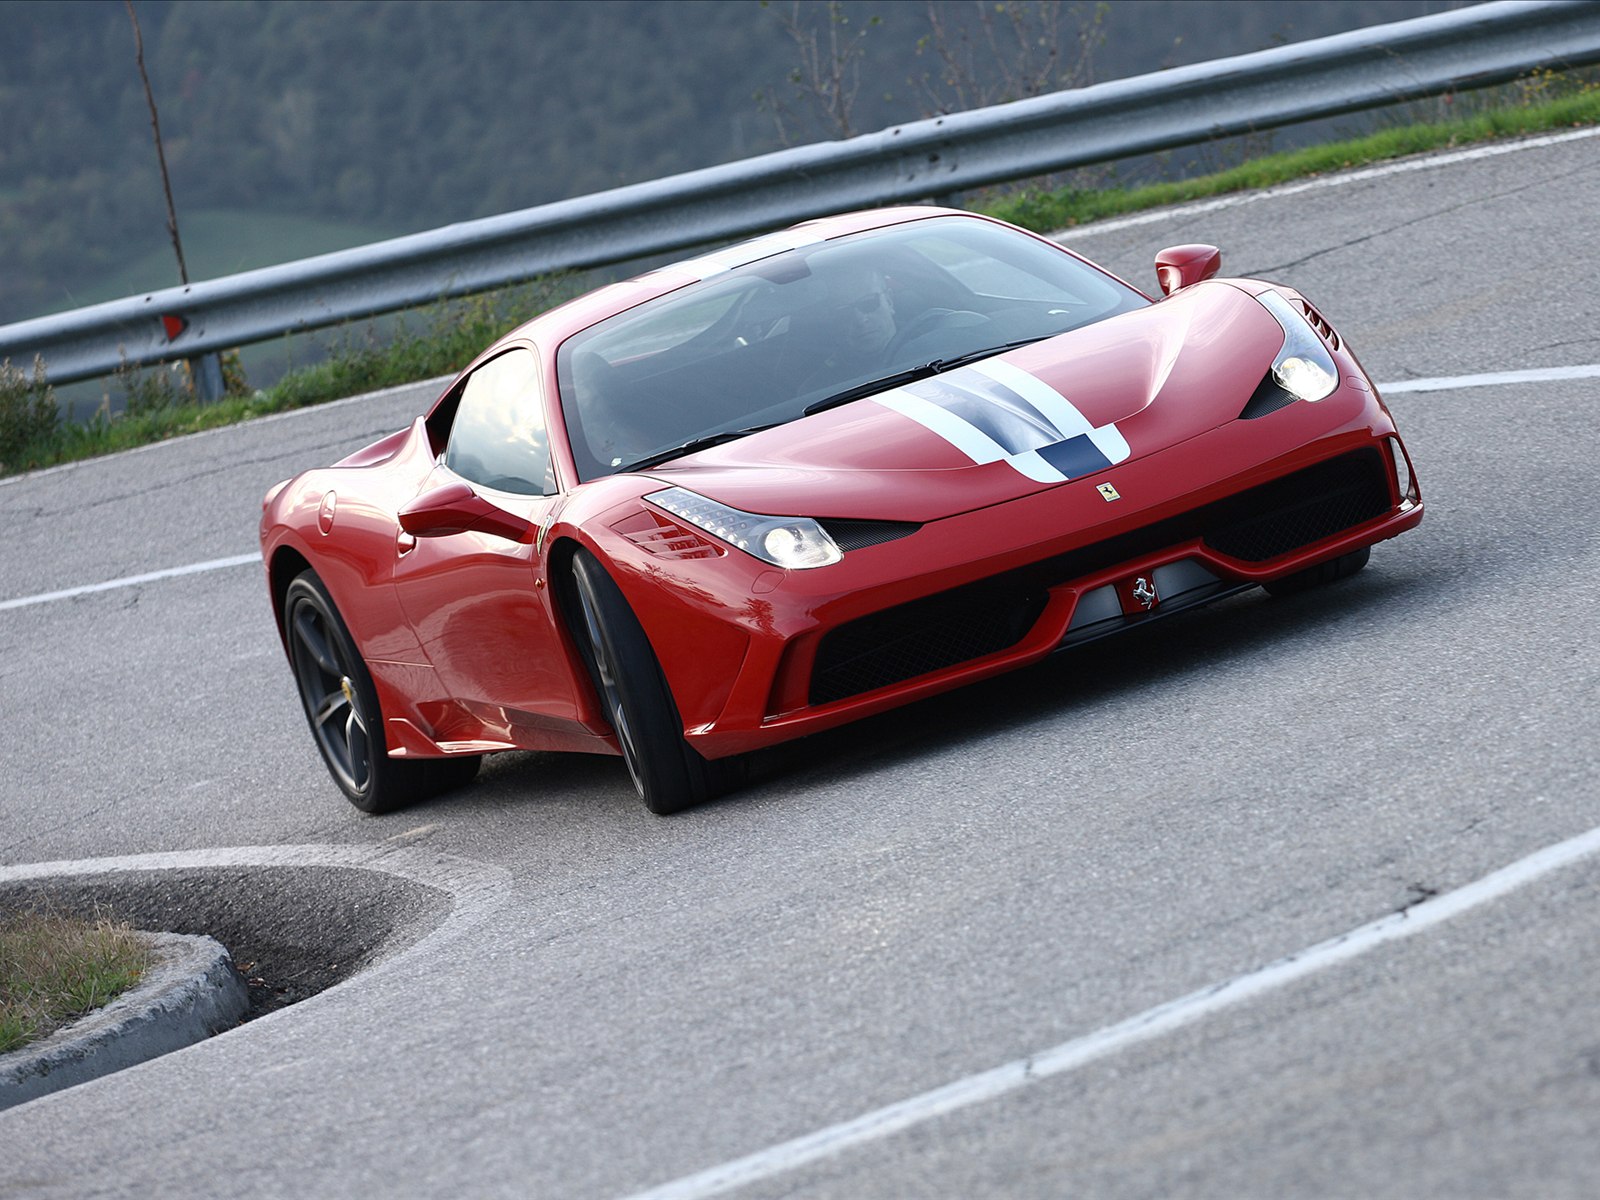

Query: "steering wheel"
left=891, top=308, right=993, bottom=361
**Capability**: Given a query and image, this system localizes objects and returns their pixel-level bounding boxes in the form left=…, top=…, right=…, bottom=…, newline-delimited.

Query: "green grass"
left=3, top=76, right=1598, bottom=478
left=1, top=277, right=579, bottom=475
left=0, top=910, right=154, bottom=1055
left=979, top=83, right=1600, bottom=231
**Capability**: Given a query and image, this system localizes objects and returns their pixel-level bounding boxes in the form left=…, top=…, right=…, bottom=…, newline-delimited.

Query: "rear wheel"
left=568, top=550, right=729, bottom=815
left=1262, top=546, right=1371, bottom=598
left=284, top=570, right=480, bottom=813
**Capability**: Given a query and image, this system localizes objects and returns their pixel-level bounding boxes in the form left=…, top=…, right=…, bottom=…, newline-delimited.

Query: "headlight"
left=1257, top=290, right=1338, bottom=402
left=648, top=487, right=843, bottom=569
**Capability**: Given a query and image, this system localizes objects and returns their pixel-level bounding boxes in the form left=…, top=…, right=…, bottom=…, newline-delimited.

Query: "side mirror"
left=1154, top=244, right=1222, bottom=296
left=399, top=481, right=535, bottom=543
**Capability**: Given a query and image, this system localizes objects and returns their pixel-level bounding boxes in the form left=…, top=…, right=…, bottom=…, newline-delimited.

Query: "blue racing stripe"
left=1036, top=435, right=1113, bottom=479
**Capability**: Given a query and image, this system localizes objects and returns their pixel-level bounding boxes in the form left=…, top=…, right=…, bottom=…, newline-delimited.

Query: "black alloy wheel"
left=284, top=569, right=479, bottom=813
left=568, top=549, right=723, bottom=815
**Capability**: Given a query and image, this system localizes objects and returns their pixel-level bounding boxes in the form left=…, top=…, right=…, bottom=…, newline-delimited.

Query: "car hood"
left=648, top=280, right=1285, bottom=523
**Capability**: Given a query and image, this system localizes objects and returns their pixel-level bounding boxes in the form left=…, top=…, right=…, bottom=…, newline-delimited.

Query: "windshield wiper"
left=616, top=424, right=779, bottom=473
left=801, top=336, right=1054, bottom=416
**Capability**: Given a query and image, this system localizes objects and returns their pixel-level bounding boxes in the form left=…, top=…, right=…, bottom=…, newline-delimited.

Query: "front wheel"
left=284, top=570, right=480, bottom=813
left=568, top=550, right=730, bottom=815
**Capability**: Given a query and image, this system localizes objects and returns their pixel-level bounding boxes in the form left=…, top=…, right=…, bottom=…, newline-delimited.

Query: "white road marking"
left=1379, top=363, right=1600, bottom=394
left=620, top=819, right=1600, bottom=1200
left=0, top=552, right=261, bottom=611
left=4, top=358, right=1596, bottom=613
left=1059, top=126, right=1600, bottom=239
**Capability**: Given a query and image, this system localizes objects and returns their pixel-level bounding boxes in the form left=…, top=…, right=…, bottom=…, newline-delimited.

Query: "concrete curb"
left=0, top=931, right=248, bottom=1110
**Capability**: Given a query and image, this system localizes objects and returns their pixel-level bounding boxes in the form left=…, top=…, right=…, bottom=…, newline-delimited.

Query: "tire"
left=1262, top=545, right=1371, bottom=598
left=284, top=570, right=481, bottom=813
left=568, top=550, right=728, bottom=815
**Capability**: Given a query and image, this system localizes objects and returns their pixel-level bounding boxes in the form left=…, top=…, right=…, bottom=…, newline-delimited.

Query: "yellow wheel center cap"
left=340, top=676, right=355, bottom=707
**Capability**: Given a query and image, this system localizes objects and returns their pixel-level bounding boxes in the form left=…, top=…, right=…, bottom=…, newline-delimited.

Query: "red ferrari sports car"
left=261, top=207, right=1422, bottom=815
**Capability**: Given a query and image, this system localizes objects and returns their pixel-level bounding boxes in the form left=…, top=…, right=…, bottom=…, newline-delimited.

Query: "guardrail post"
left=188, top=352, right=224, bottom=402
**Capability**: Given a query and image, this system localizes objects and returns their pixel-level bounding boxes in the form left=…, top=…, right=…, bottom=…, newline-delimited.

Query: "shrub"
left=0, top=356, right=61, bottom=471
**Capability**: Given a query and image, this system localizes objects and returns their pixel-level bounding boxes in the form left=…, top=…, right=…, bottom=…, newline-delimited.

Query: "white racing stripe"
left=0, top=552, right=261, bottom=612
left=974, top=358, right=1132, bottom=466
left=620, top=820, right=1600, bottom=1200
left=873, top=388, right=1010, bottom=465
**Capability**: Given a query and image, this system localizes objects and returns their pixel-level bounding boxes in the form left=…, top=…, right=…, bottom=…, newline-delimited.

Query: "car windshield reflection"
left=556, top=216, right=1148, bottom=479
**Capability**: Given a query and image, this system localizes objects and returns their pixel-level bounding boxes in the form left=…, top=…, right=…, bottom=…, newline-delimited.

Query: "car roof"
left=498, top=205, right=982, bottom=350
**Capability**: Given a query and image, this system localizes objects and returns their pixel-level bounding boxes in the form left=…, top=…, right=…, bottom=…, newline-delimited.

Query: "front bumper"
left=616, top=393, right=1422, bottom=758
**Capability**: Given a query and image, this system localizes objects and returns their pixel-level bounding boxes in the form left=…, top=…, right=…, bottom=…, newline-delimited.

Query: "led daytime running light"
left=649, top=487, right=842, bottom=569
left=1258, top=290, right=1338, bottom=403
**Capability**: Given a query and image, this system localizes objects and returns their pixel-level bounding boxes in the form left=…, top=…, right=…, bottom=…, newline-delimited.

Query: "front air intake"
left=1203, top=450, right=1389, bottom=562
left=810, top=585, right=1047, bottom=706
left=807, top=449, right=1393, bottom=705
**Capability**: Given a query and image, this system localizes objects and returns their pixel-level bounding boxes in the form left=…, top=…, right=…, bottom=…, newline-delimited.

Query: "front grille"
left=809, top=585, right=1047, bottom=706
left=806, top=448, right=1393, bottom=706
left=1202, top=450, right=1390, bottom=562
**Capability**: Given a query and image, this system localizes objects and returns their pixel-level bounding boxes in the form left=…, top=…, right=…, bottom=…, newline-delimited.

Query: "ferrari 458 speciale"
left=261, top=207, right=1422, bottom=814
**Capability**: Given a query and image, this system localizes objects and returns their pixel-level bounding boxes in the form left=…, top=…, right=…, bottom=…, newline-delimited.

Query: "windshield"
left=557, top=216, right=1147, bottom=480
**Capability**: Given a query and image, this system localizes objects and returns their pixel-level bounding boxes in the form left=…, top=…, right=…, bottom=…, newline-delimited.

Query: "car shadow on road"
left=407, top=562, right=1423, bottom=823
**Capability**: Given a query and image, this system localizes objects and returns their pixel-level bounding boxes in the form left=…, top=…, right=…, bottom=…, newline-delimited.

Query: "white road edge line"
left=2, top=360, right=1594, bottom=613
left=0, top=552, right=261, bottom=611
left=1380, top=363, right=1600, bottom=394
left=1058, top=125, right=1600, bottom=239
left=619, top=820, right=1600, bottom=1200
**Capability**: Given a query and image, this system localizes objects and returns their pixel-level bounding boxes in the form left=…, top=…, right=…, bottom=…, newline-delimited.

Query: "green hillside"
left=52, top=209, right=403, bottom=310
left=2, top=0, right=1472, bottom=327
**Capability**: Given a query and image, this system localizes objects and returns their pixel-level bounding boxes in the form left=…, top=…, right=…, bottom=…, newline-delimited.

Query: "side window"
left=444, top=348, right=556, bottom=496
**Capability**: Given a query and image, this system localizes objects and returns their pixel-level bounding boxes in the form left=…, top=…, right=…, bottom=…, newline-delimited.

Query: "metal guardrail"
left=5, top=0, right=1600, bottom=396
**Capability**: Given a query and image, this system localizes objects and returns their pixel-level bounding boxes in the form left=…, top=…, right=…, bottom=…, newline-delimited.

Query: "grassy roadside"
left=2, top=78, right=1597, bottom=479
left=0, top=277, right=578, bottom=477
left=982, top=81, right=1600, bottom=232
left=0, top=910, right=154, bottom=1055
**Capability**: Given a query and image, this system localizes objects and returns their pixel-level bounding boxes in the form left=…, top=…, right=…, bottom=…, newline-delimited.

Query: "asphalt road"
left=2, top=129, right=1599, bottom=1198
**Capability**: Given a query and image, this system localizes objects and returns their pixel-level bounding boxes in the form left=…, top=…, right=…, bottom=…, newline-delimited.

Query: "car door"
left=390, top=347, right=588, bottom=735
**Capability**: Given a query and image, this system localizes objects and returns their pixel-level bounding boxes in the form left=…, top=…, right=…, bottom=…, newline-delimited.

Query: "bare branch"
left=913, top=1, right=1106, bottom=115
left=125, top=0, right=188, bottom=286
left=761, top=0, right=878, bottom=143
